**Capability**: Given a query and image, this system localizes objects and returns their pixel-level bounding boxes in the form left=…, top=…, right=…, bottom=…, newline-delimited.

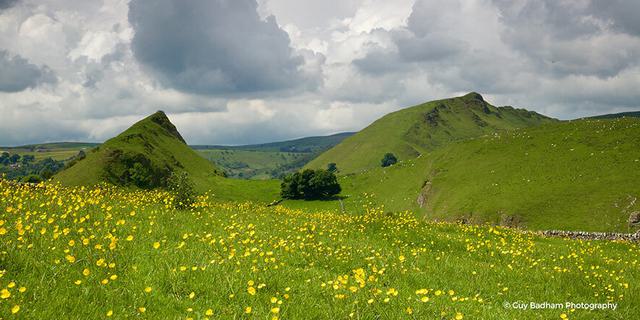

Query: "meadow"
left=1, top=179, right=638, bottom=319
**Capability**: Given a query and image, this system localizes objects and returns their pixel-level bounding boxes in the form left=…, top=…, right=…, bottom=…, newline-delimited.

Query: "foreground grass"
left=0, top=180, right=638, bottom=319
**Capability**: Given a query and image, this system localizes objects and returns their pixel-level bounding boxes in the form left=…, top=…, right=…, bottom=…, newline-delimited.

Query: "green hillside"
left=304, top=118, right=640, bottom=232
left=54, top=111, right=223, bottom=190
left=417, top=118, right=640, bottom=231
left=306, top=93, right=555, bottom=173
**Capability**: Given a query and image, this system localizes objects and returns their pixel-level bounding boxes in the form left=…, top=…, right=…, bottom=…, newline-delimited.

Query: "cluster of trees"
left=1, top=152, right=35, bottom=166
left=381, top=153, right=398, bottom=167
left=281, top=169, right=341, bottom=200
left=0, top=152, right=65, bottom=182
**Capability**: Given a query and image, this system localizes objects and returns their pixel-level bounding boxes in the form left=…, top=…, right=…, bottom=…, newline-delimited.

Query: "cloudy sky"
left=1, top=0, right=639, bottom=146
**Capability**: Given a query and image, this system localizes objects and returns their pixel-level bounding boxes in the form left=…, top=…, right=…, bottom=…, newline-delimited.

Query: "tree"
left=166, top=171, right=196, bottom=209
left=327, top=163, right=337, bottom=173
left=21, top=155, right=35, bottom=164
left=21, top=174, right=42, bottom=184
left=0, top=152, right=9, bottom=165
left=9, top=154, right=20, bottom=164
left=281, top=169, right=341, bottom=200
left=280, top=173, right=301, bottom=199
left=308, top=169, right=341, bottom=199
left=381, top=153, right=398, bottom=167
left=128, top=162, right=153, bottom=188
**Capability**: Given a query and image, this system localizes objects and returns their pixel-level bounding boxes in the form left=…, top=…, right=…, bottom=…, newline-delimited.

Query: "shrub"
left=21, top=174, right=42, bottom=184
left=281, top=169, right=341, bottom=200
left=327, top=163, right=337, bottom=173
left=381, top=153, right=398, bottom=167
left=166, top=171, right=196, bottom=209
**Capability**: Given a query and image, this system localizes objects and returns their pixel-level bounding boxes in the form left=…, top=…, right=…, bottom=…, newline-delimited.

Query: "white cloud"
left=0, top=0, right=639, bottom=146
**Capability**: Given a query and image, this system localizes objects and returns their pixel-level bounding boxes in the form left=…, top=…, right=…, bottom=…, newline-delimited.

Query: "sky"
left=0, top=0, right=639, bottom=146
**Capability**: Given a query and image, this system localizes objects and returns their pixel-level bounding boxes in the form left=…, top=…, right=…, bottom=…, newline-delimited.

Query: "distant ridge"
left=54, top=111, right=221, bottom=189
left=587, top=111, right=640, bottom=120
left=193, top=132, right=355, bottom=153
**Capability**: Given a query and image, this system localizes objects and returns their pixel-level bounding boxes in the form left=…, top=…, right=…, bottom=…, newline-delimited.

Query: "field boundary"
left=537, top=230, right=640, bottom=241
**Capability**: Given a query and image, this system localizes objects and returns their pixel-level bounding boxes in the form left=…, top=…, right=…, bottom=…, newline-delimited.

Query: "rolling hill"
left=306, top=92, right=556, bottom=173
left=304, top=121, right=640, bottom=232
left=54, top=111, right=223, bottom=189
left=298, top=93, right=640, bottom=232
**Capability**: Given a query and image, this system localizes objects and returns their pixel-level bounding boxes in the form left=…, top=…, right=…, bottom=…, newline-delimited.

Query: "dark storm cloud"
left=0, top=0, right=18, bottom=10
left=352, top=45, right=402, bottom=75
left=128, top=0, right=308, bottom=95
left=0, top=50, right=56, bottom=92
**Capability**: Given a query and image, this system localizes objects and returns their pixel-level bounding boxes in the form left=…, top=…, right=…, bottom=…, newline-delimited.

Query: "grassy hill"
left=306, top=93, right=555, bottom=173
left=54, top=111, right=223, bottom=190
left=297, top=93, right=640, bottom=232
left=416, top=117, right=640, bottom=231
left=300, top=118, right=640, bottom=232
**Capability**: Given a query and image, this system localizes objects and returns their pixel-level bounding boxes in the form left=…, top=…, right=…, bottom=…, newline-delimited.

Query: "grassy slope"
left=420, top=118, right=640, bottom=231
left=299, top=118, right=640, bottom=232
left=306, top=93, right=555, bottom=174
left=1, top=180, right=638, bottom=319
left=53, top=112, right=221, bottom=191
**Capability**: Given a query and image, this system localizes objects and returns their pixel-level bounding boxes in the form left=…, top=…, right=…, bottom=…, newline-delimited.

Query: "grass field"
left=0, top=143, right=96, bottom=161
left=1, top=179, right=637, bottom=319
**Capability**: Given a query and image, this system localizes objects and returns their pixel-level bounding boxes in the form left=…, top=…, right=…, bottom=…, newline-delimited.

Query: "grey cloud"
left=394, top=31, right=466, bottom=62
left=588, top=0, right=640, bottom=36
left=492, top=0, right=640, bottom=78
left=129, top=0, right=310, bottom=95
left=352, top=45, right=403, bottom=75
left=0, top=50, right=56, bottom=92
left=354, top=1, right=469, bottom=75
left=0, top=0, right=18, bottom=10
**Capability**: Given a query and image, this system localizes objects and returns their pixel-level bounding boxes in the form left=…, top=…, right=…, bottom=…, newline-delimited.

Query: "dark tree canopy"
left=281, top=169, right=341, bottom=200
left=381, top=153, right=398, bottom=167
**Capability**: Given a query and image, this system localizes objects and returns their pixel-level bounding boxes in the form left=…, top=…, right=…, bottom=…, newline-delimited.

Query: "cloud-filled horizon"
left=1, top=0, right=639, bottom=146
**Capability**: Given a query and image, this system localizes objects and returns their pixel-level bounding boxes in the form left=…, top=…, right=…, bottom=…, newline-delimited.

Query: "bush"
left=21, top=174, right=42, bottom=184
left=281, top=169, right=341, bottom=200
left=166, top=171, right=196, bottom=209
left=327, top=163, right=337, bottom=173
left=381, top=153, right=398, bottom=167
